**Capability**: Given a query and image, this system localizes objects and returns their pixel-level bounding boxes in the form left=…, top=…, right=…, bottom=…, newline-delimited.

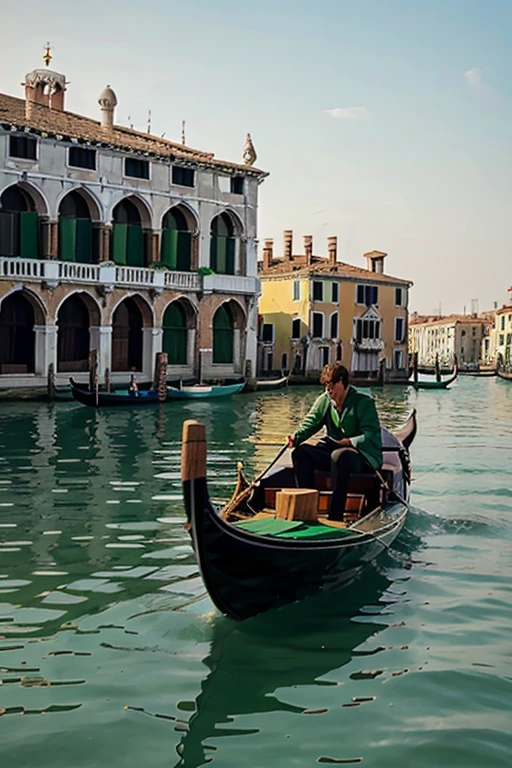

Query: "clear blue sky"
left=3, top=0, right=512, bottom=313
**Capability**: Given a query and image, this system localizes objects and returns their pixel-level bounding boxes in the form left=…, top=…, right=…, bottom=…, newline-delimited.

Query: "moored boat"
left=497, top=365, right=512, bottom=381
left=167, top=381, right=245, bottom=400
left=70, top=378, right=160, bottom=407
left=410, top=362, right=458, bottom=390
left=181, top=410, right=417, bottom=621
left=254, top=375, right=289, bottom=391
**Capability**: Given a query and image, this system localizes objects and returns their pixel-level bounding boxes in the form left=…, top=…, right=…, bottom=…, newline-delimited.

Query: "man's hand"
left=287, top=435, right=296, bottom=449
left=335, top=437, right=352, bottom=448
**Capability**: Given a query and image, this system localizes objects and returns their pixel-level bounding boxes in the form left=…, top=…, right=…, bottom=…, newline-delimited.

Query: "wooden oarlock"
left=181, top=420, right=207, bottom=483
left=275, top=489, right=318, bottom=522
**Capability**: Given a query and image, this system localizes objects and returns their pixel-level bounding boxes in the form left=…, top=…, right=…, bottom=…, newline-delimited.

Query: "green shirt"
left=293, top=386, right=383, bottom=469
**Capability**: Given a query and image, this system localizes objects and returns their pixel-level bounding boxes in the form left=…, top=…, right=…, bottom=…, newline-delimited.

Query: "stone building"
left=408, top=314, right=488, bottom=369
left=480, top=290, right=512, bottom=369
left=257, top=232, right=412, bottom=379
left=0, top=49, right=267, bottom=392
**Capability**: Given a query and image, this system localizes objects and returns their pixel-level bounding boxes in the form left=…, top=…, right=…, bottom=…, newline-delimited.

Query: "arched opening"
left=112, top=298, right=143, bottom=371
left=111, top=198, right=146, bottom=267
left=57, top=294, right=91, bottom=372
left=0, top=185, right=39, bottom=259
left=58, top=191, right=97, bottom=263
left=0, top=293, right=36, bottom=373
left=213, top=304, right=234, bottom=364
left=161, top=207, right=193, bottom=271
left=210, top=213, right=235, bottom=275
left=281, top=353, right=287, bottom=371
left=162, top=302, right=189, bottom=365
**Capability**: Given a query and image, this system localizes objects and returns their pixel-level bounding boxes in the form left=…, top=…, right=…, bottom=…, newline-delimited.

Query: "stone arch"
left=162, top=297, right=197, bottom=367
left=56, top=186, right=102, bottom=222
left=57, top=190, right=102, bottom=263
left=56, top=293, right=94, bottom=372
left=0, top=181, right=49, bottom=217
left=0, top=286, right=47, bottom=326
left=161, top=202, right=199, bottom=235
left=110, top=292, right=154, bottom=328
left=212, top=299, right=246, bottom=366
left=221, top=207, right=244, bottom=237
left=0, top=291, right=38, bottom=374
left=54, top=289, right=102, bottom=327
left=0, top=184, right=46, bottom=259
left=110, top=196, right=152, bottom=267
left=160, top=203, right=198, bottom=271
left=218, top=297, right=246, bottom=329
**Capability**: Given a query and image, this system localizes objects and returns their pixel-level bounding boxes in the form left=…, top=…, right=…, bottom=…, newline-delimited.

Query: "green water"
left=0, top=379, right=511, bottom=767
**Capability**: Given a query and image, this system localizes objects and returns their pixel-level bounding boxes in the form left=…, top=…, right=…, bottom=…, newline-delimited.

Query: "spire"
left=182, top=120, right=186, bottom=145
left=43, top=42, right=52, bottom=68
left=242, top=133, right=257, bottom=166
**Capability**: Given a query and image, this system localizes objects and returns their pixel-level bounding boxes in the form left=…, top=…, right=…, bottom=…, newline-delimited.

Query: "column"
left=48, top=221, right=59, bottom=260
left=98, top=224, right=112, bottom=263
left=244, top=296, right=259, bottom=378
left=191, top=232, right=200, bottom=271
left=151, top=231, right=160, bottom=264
left=142, top=327, right=162, bottom=382
left=34, top=324, right=57, bottom=376
left=90, top=326, right=112, bottom=379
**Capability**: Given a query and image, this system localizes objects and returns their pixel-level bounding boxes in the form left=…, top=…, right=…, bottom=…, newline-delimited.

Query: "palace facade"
left=258, top=232, right=412, bottom=379
left=0, top=51, right=267, bottom=392
left=408, top=313, right=489, bottom=368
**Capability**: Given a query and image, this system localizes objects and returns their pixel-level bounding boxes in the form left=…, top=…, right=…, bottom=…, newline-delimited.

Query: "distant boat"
left=410, top=362, right=458, bottom=390
left=166, top=381, right=245, bottom=400
left=459, top=367, right=496, bottom=377
left=497, top=365, right=512, bottom=382
left=70, top=378, right=160, bottom=407
left=255, top=375, right=289, bottom=391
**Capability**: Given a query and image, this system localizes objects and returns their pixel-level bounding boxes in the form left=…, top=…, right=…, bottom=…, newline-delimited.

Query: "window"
left=312, top=281, right=323, bottom=301
left=312, top=312, right=323, bottom=338
left=320, top=347, right=330, bottom=366
left=69, top=147, right=96, bottom=170
left=125, top=157, right=150, bottom=179
left=332, top=282, right=339, bottom=304
left=330, top=313, right=338, bottom=339
left=355, top=317, right=381, bottom=342
left=356, top=284, right=378, bottom=306
left=501, top=316, right=505, bottom=331
left=395, top=317, right=405, bottom=343
left=507, top=333, right=512, bottom=346
left=292, top=318, right=301, bottom=339
left=293, top=281, right=300, bottom=301
left=172, top=166, right=195, bottom=187
left=262, top=323, right=274, bottom=342
left=394, top=350, right=403, bottom=369
left=230, top=176, right=244, bottom=195
left=9, top=135, right=37, bottom=160
left=395, top=287, right=403, bottom=307
left=281, top=353, right=288, bottom=370
left=499, top=334, right=505, bottom=345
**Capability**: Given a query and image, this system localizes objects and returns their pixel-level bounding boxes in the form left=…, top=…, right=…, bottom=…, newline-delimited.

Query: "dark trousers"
left=292, top=440, right=370, bottom=520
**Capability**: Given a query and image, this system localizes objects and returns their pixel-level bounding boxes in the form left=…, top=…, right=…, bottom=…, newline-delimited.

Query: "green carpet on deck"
left=236, top=517, right=358, bottom=540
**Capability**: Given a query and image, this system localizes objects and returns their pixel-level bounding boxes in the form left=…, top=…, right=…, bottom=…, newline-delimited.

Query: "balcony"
left=0, top=257, right=199, bottom=293
left=352, top=338, right=385, bottom=351
left=202, top=274, right=260, bottom=295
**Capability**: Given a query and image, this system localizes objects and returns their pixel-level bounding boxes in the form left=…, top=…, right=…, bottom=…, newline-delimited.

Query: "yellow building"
left=257, top=231, right=412, bottom=380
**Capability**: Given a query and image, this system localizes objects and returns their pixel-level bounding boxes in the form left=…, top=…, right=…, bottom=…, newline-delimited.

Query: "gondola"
left=497, top=365, right=512, bottom=381
left=254, top=375, right=289, bottom=391
left=181, top=410, right=417, bottom=621
left=69, top=378, right=160, bottom=407
left=166, top=381, right=245, bottom=400
left=410, top=362, right=458, bottom=390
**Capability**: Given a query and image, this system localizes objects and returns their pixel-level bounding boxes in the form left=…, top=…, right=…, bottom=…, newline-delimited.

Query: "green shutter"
left=59, top=218, right=77, bottom=262
left=112, top=223, right=127, bottom=265
left=216, top=236, right=227, bottom=274
left=76, top=219, right=92, bottom=263
left=127, top=226, right=144, bottom=266
left=20, top=212, right=39, bottom=259
left=161, top=228, right=178, bottom=269
left=210, top=236, right=217, bottom=271
left=226, top=237, right=235, bottom=275
left=163, top=303, right=187, bottom=364
left=213, top=305, right=233, bottom=364
left=0, top=212, right=17, bottom=256
left=177, top=231, right=191, bottom=271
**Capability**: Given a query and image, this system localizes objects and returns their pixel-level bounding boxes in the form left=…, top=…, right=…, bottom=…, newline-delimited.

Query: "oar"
left=222, top=442, right=289, bottom=518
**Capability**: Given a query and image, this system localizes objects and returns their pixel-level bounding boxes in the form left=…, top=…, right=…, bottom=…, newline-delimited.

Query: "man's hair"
left=320, top=362, right=349, bottom=388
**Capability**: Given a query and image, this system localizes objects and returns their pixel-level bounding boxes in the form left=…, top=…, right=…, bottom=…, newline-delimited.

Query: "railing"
left=58, top=262, right=100, bottom=282
left=115, top=266, right=157, bottom=287
left=353, top=338, right=385, bottom=351
left=164, top=271, right=199, bottom=290
left=202, top=274, right=260, bottom=295
left=0, top=257, right=46, bottom=280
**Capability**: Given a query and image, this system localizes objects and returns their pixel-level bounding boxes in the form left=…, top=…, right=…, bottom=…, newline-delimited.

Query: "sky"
left=2, top=0, right=512, bottom=314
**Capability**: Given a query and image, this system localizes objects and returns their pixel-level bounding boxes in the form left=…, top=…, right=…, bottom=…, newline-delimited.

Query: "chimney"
left=304, top=235, right=313, bottom=265
left=283, top=230, right=293, bottom=260
left=98, top=86, right=118, bottom=130
left=364, top=250, right=387, bottom=273
left=23, top=70, right=67, bottom=115
left=327, top=236, right=337, bottom=266
left=262, top=239, right=273, bottom=271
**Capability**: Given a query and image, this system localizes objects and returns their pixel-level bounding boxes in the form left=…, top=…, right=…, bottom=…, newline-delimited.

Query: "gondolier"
left=288, top=363, right=383, bottom=520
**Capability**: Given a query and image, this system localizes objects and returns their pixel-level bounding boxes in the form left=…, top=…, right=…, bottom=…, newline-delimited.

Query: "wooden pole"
left=378, top=357, right=386, bottom=387
left=47, top=363, right=55, bottom=400
left=154, top=351, right=168, bottom=402
left=89, top=349, right=99, bottom=406
left=413, top=352, right=418, bottom=385
left=105, top=367, right=111, bottom=394
left=181, top=420, right=207, bottom=482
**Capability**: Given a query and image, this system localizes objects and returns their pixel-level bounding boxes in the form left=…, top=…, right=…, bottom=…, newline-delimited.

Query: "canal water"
left=0, top=378, right=511, bottom=768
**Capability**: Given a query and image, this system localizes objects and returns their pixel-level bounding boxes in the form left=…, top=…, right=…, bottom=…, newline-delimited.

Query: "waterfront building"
left=408, top=313, right=488, bottom=369
left=257, top=232, right=412, bottom=379
left=481, top=291, right=512, bottom=368
left=0, top=48, right=267, bottom=392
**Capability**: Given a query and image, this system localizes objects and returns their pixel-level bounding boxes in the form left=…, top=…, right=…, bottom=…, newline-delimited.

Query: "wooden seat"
left=314, top=471, right=378, bottom=494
